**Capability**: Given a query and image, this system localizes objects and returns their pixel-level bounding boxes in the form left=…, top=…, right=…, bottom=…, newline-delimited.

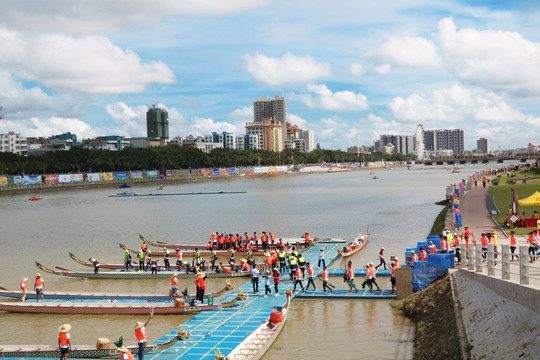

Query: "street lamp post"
left=278, top=152, right=281, bottom=166
left=258, top=153, right=261, bottom=167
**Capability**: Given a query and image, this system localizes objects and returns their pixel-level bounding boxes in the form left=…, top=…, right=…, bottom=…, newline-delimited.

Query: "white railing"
left=459, top=243, right=540, bottom=286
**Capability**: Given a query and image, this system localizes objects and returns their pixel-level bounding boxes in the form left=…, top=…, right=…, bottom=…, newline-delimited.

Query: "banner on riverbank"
left=228, top=168, right=237, bottom=175
left=13, top=176, right=24, bottom=185
left=210, top=169, right=220, bottom=176
left=71, top=174, right=84, bottom=183
left=58, top=174, right=72, bottom=183
left=0, top=176, right=7, bottom=186
left=114, top=172, right=127, bottom=180
left=23, top=175, right=41, bottom=185
left=87, top=173, right=101, bottom=182
left=44, top=175, right=58, bottom=184
left=147, top=170, right=159, bottom=178
left=200, top=169, right=210, bottom=176
left=100, top=173, right=113, bottom=181
left=219, top=168, right=228, bottom=175
left=130, top=171, right=143, bottom=179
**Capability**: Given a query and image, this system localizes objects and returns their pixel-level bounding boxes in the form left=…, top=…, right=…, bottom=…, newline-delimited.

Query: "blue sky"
left=0, top=0, right=539, bottom=151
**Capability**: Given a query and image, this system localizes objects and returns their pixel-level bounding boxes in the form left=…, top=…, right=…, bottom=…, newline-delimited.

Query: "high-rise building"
left=422, top=128, right=464, bottom=155
left=298, top=129, right=315, bottom=152
left=146, top=106, right=169, bottom=140
left=0, top=131, right=27, bottom=155
left=477, top=138, right=489, bottom=154
left=253, top=96, right=286, bottom=123
left=245, top=117, right=285, bottom=152
left=379, top=134, right=414, bottom=154
left=436, top=129, right=464, bottom=155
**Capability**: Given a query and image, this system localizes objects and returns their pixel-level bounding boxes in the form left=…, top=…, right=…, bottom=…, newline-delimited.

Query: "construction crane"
left=152, top=101, right=159, bottom=109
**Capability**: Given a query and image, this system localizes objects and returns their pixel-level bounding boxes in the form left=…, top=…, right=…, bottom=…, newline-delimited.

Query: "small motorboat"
left=29, top=196, right=42, bottom=201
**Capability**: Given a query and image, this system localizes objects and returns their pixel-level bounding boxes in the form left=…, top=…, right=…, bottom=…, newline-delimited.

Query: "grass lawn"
left=489, top=172, right=540, bottom=235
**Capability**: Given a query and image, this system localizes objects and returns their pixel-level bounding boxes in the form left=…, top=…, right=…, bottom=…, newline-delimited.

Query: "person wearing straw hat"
left=58, top=324, right=71, bottom=360
left=134, top=315, right=152, bottom=360
left=20, top=277, right=28, bottom=302
left=33, top=273, right=44, bottom=302
left=195, top=271, right=207, bottom=304
left=117, top=346, right=135, bottom=360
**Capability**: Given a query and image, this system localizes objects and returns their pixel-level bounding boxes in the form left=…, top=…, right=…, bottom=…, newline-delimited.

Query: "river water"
left=0, top=165, right=491, bottom=359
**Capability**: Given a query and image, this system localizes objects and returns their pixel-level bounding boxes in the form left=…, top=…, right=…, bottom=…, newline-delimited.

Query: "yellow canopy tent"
left=518, top=191, right=540, bottom=206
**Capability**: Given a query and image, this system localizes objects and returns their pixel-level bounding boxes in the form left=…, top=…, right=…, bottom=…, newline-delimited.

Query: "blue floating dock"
left=295, top=289, right=396, bottom=299
left=146, top=241, right=343, bottom=360
left=328, top=268, right=392, bottom=277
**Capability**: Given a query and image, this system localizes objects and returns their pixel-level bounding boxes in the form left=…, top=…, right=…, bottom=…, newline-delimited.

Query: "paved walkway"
left=457, top=184, right=540, bottom=289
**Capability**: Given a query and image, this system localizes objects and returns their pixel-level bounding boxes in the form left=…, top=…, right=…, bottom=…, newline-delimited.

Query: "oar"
left=55, top=266, right=70, bottom=272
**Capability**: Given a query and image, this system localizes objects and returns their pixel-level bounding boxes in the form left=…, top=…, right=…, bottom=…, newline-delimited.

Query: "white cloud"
left=105, top=102, right=148, bottom=137
left=245, top=52, right=332, bottom=85
left=0, top=116, right=100, bottom=139
left=0, top=71, right=81, bottom=119
left=291, top=84, right=368, bottom=111
left=365, top=35, right=443, bottom=69
left=389, top=84, right=540, bottom=128
left=350, top=62, right=364, bottom=76
left=0, top=29, right=176, bottom=94
left=229, top=106, right=253, bottom=123
left=287, top=113, right=308, bottom=128
left=434, top=17, right=540, bottom=96
left=192, top=117, right=239, bottom=135
left=0, top=0, right=270, bottom=34
left=370, top=64, right=392, bottom=75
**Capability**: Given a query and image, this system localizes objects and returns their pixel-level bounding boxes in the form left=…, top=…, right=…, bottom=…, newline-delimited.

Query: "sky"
left=0, top=0, right=539, bottom=151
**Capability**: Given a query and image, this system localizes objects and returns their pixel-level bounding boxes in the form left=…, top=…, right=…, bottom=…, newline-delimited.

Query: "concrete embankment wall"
left=452, top=269, right=540, bottom=359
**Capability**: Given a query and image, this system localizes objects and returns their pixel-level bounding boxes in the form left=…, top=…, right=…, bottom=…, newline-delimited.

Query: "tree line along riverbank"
left=0, top=146, right=411, bottom=175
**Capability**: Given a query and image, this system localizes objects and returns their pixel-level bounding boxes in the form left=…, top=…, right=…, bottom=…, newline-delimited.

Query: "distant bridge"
left=416, top=155, right=540, bottom=166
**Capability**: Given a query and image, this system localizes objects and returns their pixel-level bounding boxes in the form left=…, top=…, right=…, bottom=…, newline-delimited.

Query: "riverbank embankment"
left=0, top=164, right=399, bottom=196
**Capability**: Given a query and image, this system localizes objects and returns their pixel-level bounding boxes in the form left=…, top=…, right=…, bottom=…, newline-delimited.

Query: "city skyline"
left=0, top=1, right=539, bottom=151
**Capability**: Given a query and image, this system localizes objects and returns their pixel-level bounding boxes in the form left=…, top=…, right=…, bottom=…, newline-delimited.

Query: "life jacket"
left=270, top=234, right=275, bottom=241
left=441, top=240, right=447, bottom=251
left=20, top=281, right=28, bottom=291
left=298, top=257, right=306, bottom=266
left=454, top=236, right=461, bottom=249
left=420, top=250, right=428, bottom=261
left=429, top=244, right=437, bottom=254
left=121, top=351, right=136, bottom=360
left=307, top=266, right=314, bottom=277
left=411, top=253, right=418, bottom=263
left=295, top=267, right=303, bottom=279
left=481, top=236, right=488, bottom=247
left=265, top=256, right=271, bottom=265
left=176, top=250, right=183, bottom=259
left=59, top=332, right=70, bottom=346
left=278, top=251, right=286, bottom=259
left=271, top=253, right=278, bottom=263
left=254, top=234, right=258, bottom=241
left=304, top=233, right=310, bottom=242
left=347, top=267, right=354, bottom=279
left=135, top=327, right=146, bottom=342
left=171, top=276, right=178, bottom=286
left=289, top=258, right=297, bottom=266
left=510, top=235, right=517, bottom=246
left=35, top=278, right=43, bottom=287
left=322, top=269, right=329, bottom=281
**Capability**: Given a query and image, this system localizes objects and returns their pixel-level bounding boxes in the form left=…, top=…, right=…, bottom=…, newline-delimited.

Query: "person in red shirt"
left=58, top=323, right=71, bottom=360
